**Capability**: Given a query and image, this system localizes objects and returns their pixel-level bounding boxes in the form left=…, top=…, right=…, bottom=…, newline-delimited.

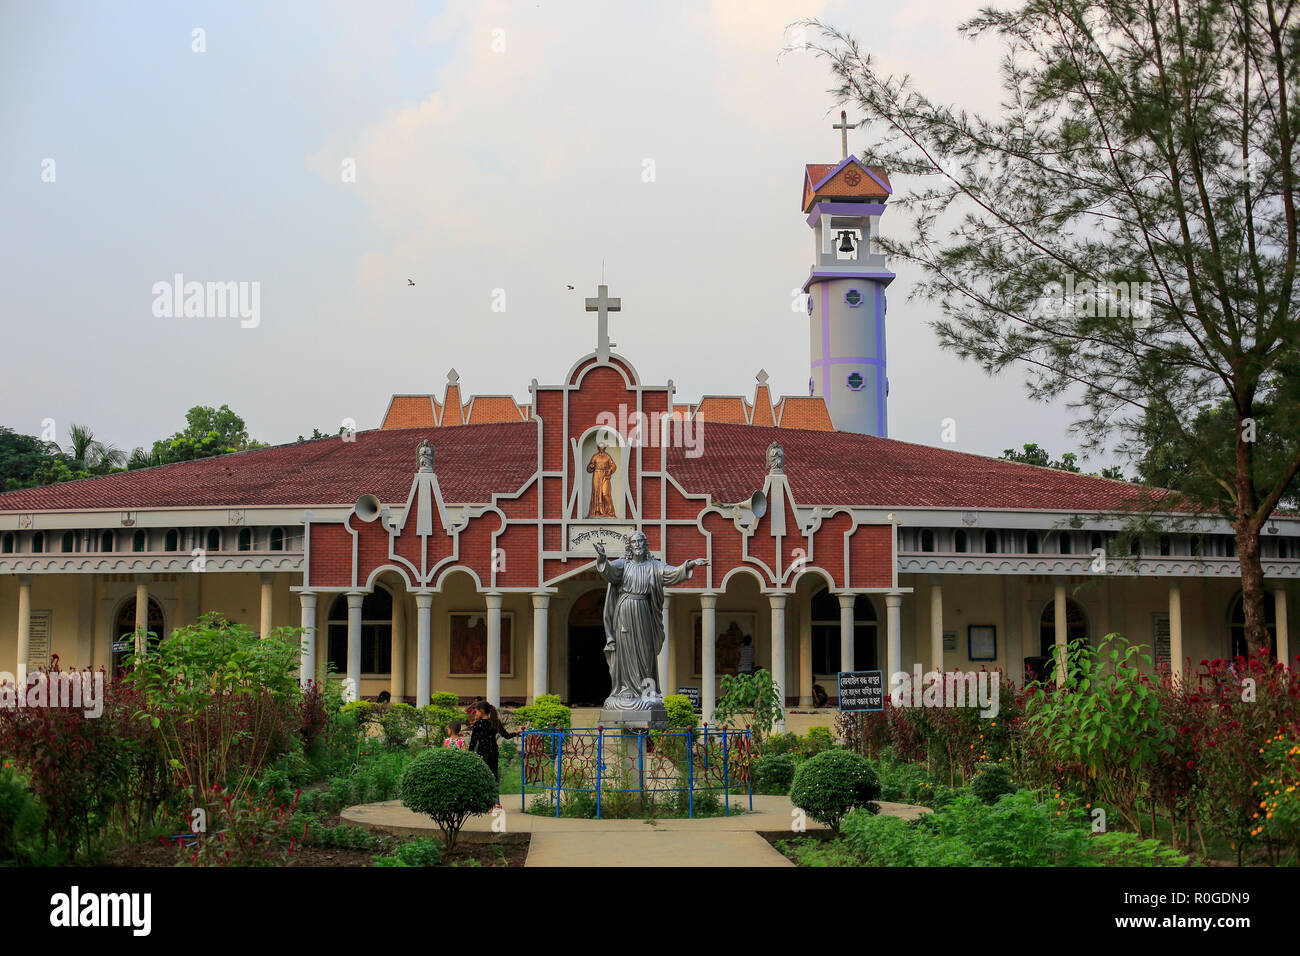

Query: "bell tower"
left=801, top=115, right=895, bottom=436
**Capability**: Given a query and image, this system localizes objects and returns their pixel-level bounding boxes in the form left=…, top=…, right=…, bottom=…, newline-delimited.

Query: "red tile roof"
left=381, top=395, right=439, bottom=429
left=0, top=423, right=539, bottom=511
left=0, top=420, right=1170, bottom=515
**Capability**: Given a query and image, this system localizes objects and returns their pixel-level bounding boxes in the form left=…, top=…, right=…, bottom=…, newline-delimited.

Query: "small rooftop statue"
left=417, top=439, right=434, bottom=473
left=766, top=441, right=785, bottom=474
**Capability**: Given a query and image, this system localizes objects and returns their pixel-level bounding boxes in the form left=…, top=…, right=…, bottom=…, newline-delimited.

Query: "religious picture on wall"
left=449, top=612, right=513, bottom=676
left=968, top=624, right=997, bottom=662
left=586, top=442, right=618, bottom=518
left=692, top=612, right=757, bottom=676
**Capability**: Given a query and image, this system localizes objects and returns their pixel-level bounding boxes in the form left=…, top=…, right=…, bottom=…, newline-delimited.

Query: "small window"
left=1224, top=535, right=1236, bottom=557
left=1090, top=532, right=1104, bottom=552
left=984, top=531, right=998, bottom=554
left=32, top=532, right=45, bottom=554
left=238, top=528, right=252, bottom=551
left=269, top=527, right=285, bottom=551
left=1130, top=537, right=1141, bottom=556
left=132, top=530, right=147, bottom=552
left=920, top=530, right=935, bottom=553
left=101, top=531, right=114, bottom=552
left=955, top=530, right=968, bottom=553
left=62, top=531, right=75, bottom=553
left=1190, top=535, right=1201, bottom=557
left=1159, top=535, right=1172, bottom=556
left=1, top=533, right=13, bottom=554
left=206, top=528, right=221, bottom=552
left=1059, top=533, right=1071, bottom=555
left=1026, top=531, right=1039, bottom=554
left=846, top=371, right=865, bottom=391
left=165, top=529, right=180, bottom=552
left=844, top=288, right=864, bottom=307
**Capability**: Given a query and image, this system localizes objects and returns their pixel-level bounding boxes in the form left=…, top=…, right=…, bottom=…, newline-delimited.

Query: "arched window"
left=1, top=532, right=13, bottom=553
left=1058, top=533, right=1071, bottom=554
left=164, top=530, right=180, bottom=552
left=327, top=589, right=394, bottom=676
left=1229, top=594, right=1277, bottom=659
left=1189, top=535, right=1201, bottom=557
left=1034, top=598, right=1089, bottom=681
left=1026, top=532, right=1039, bottom=554
left=1224, top=535, right=1237, bottom=557
left=1130, top=537, right=1141, bottom=556
left=61, top=531, right=76, bottom=553
left=32, top=532, right=45, bottom=554
left=1158, top=535, right=1171, bottom=556
left=238, top=528, right=252, bottom=551
left=954, top=530, right=968, bottom=553
left=1090, top=532, right=1104, bottom=552
left=809, top=587, right=878, bottom=676
left=984, top=531, right=998, bottom=554
left=920, top=530, right=935, bottom=553
left=113, top=596, right=166, bottom=677
left=132, top=530, right=147, bottom=552
left=269, top=528, right=285, bottom=551
left=206, top=528, right=221, bottom=552
left=101, top=530, right=114, bottom=552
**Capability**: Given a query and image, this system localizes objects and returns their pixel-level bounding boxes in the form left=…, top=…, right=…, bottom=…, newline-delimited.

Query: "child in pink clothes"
left=443, top=721, right=467, bottom=749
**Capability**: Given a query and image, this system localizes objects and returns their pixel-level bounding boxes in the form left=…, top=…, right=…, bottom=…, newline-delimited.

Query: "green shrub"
left=753, top=754, right=796, bottom=795
left=790, top=750, right=880, bottom=833
left=970, top=761, right=1017, bottom=806
left=804, top=726, right=834, bottom=755
left=380, top=703, right=423, bottom=749
left=430, top=692, right=460, bottom=709
left=763, top=732, right=801, bottom=756
left=0, top=763, right=42, bottom=865
left=712, top=671, right=783, bottom=747
left=399, top=748, right=498, bottom=849
left=374, top=836, right=444, bottom=867
left=513, top=694, right=571, bottom=730
left=664, top=695, right=698, bottom=729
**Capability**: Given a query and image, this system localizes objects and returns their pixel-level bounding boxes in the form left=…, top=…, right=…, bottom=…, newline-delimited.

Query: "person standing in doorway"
left=737, top=635, right=755, bottom=675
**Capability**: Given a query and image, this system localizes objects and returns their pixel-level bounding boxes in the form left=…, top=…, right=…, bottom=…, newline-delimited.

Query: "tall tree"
left=64, top=423, right=126, bottom=474
left=149, top=405, right=265, bottom=465
left=801, top=0, right=1299, bottom=655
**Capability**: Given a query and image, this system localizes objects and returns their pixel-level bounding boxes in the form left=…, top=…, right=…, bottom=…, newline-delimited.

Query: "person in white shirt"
left=737, top=635, right=755, bottom=675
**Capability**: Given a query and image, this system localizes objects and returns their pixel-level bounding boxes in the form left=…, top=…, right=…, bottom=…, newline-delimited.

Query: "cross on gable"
left=832, top=109, right=861, bottom=161
left=585, top=284, right=621, bottom=362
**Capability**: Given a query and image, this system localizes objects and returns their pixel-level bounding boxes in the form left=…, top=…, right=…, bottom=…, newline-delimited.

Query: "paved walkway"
left=342, top=795, right=929, bottom=867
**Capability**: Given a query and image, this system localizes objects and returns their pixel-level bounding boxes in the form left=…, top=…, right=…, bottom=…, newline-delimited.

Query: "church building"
left=1, top=152, right=1295, bottom=718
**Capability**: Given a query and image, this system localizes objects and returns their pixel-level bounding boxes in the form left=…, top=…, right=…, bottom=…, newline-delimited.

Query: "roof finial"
left=832, top=109, right=861, bottom=161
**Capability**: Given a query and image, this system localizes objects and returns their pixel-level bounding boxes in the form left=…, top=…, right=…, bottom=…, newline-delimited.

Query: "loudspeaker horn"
left=354, top=493, right=382, bottom=522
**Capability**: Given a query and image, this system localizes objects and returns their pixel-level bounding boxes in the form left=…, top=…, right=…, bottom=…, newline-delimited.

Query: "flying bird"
left=408, top=279, right=415, bottom=286
left=567, top=285, right=575, bottom=290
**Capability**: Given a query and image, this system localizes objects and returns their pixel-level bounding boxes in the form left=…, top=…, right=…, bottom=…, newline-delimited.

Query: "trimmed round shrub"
left=513, top=693, right=571, bottom=729
left=803, top=726, right=834, bottom=755
left=970, top=761, right=1016, bottom=806
left=753, top=754, right=796, bottom=795
left=399, top=747, right=498, bottom=849
left=790, top=749, right=881, bottom=833
left=664, top=694, right=697, bottom=729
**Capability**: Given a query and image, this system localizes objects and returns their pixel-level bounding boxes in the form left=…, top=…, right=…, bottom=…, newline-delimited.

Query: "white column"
left=1275, top=586, right=1290, bottom=668
left=135, top=579, right=149, bottom=657
left=769, top=594, right=787, bottom=732
left=391, top=593, right=407, bottom=702
left=1169, top=581, right=1183, bottom=682
left=700, top=594, right=717, bottom=719
left=16, top=575, right=31, bottom=687
left=838, top=593, right=856, bottom=673
left=531, top=592, right=550, bottom=700
left=799, top=598, right=813, bottom=706
left=658, top=592, right=671, bottom=695
left=346, top=591, right=364, bottom=702
left=1054, top=583, right=1067, bottom=687
left=259, top=573, right=274, bottom=638
left=415, top=593, right=433, bottom=707
left=930, top=577, right=944, bottom=672
left=486, top=592, right=503, bottom=704
left=886, top=592, right=902, bottom=679
left=298, top=592, right=317, bottom=686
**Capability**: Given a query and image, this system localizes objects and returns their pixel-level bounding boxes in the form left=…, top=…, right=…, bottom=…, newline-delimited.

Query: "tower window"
left=846, top=371, right=865, bottom=391
left=806, top=294, right=814, bottom=315
left=844, top=289, right=864, bottom=308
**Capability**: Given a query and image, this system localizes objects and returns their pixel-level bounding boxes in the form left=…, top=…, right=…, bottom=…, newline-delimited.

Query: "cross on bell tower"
left=585, top=284, right=621, bottom=362
left=832, top=110, right=861, bottom=160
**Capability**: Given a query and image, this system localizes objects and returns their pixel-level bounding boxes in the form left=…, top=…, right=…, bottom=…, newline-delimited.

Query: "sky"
left=0, top=0, right=1121, bottom=471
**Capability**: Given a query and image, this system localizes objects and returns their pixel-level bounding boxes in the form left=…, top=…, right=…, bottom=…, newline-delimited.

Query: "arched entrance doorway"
left=1229, top=593, right=1277, bottom=659
left=112, top=596, right=165, bottom=676
left=1026, top=598, right=1087, bottom=682
left=568, top=589, right=609, bottom=706
left=326, top=588, right=394, bottom=678
left=810, top=588, right=877, bottom=675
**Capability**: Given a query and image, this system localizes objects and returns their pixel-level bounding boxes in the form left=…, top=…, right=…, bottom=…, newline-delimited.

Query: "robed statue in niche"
left=593, top=531, right=706, bottom=723
left=586, top=441, right=618, bottom=518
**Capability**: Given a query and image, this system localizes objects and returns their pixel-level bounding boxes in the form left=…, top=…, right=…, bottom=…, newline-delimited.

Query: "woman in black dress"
left=468, top=701, right=519, bottom=807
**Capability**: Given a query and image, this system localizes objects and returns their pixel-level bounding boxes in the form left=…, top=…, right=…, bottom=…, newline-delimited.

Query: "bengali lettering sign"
left=837, top=670, right=884, bottom=712
left=566, top=523, right=635, bottom=556
left=27, top=610, right=51, bottom=671
left=675, top=685, right=701, bottom=712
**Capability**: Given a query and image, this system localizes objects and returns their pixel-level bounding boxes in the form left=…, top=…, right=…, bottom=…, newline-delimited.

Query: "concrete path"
left=342, top=795, right=928, bottom=867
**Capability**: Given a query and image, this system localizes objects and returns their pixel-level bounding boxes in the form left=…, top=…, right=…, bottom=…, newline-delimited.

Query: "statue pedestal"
left=598, top=695, right=669, bottom=730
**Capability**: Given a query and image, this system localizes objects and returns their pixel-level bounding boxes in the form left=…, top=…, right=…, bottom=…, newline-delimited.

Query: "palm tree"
left=65, top=423, right=126, bottom=473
